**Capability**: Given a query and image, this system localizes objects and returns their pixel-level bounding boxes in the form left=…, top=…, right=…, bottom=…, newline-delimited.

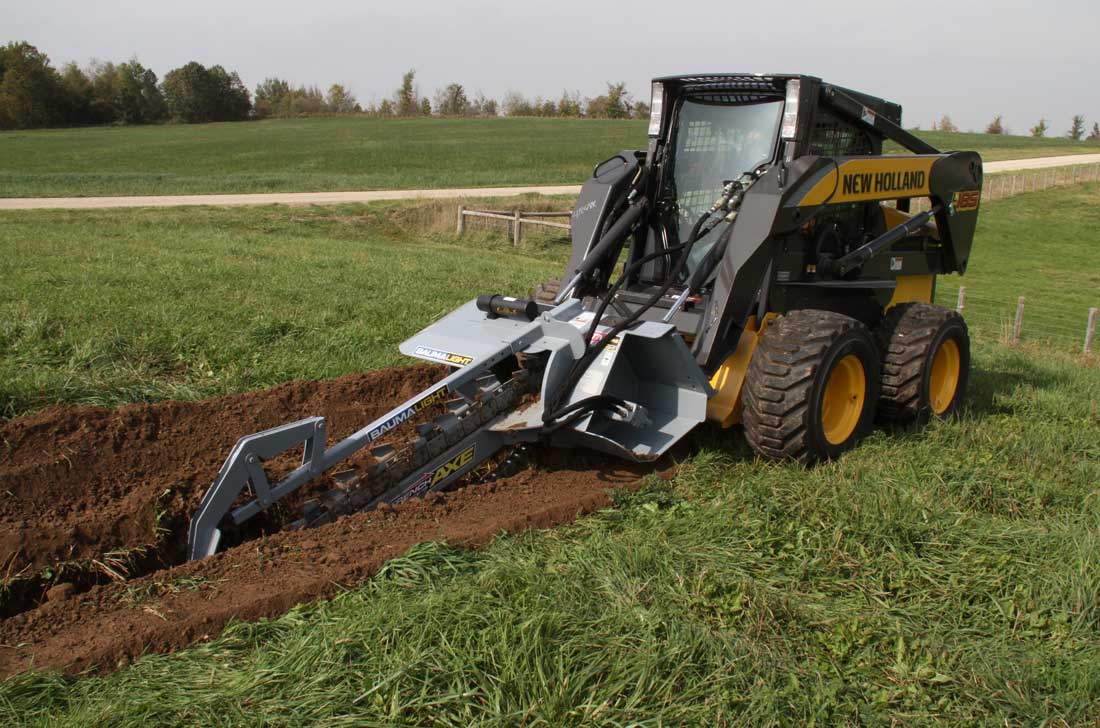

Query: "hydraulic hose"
left=541, top=208, right=721, bottom=427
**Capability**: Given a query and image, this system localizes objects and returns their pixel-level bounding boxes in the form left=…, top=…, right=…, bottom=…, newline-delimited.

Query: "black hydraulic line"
left=541, top=208, right=720, bottom=428
left=825, top=205, right=941, bottom=276
left=573, top=196, right=650, bottom=289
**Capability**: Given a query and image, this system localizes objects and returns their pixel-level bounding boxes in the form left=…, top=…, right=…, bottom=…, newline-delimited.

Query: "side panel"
left=563, top=151, right=641, bottom=281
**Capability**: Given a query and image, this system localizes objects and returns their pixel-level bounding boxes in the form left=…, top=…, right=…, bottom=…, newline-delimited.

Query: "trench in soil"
left=0, top=364, right=447, bottom=619
left=0, top=364, right=665, bottom=678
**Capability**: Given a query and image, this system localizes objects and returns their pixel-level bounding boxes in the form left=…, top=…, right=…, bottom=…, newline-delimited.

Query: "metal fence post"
left=1013, top=296, right=1025, bottom=345
left=457, top=205, right=465, bottom=236
left=956, top=286, right=966, bottom=314
left=1086, top=307, right=1098, bottom=354
left=512, top=210, right=521, bottom=247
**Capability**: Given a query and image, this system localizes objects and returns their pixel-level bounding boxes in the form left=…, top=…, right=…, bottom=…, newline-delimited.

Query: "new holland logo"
left=414, top=346, right=474, bottom=367
left=841, top=169, right=926, bottom=196
left=397, top=445, right=476, bottom=502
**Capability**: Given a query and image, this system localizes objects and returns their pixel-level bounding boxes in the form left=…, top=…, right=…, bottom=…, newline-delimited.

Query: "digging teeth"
left=369, top=445, right=396, bottom=464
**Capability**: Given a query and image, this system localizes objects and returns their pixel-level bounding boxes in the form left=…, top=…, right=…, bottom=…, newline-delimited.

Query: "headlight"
left=781, top=80, right=800, bottom=140
left=648, top=82, right=664, bottom=138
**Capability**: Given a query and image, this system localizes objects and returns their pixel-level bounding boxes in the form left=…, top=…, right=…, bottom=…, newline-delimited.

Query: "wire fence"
left=935, top=283, right=1099, bottom=358
left=910, top=161, right=1100, bottom=212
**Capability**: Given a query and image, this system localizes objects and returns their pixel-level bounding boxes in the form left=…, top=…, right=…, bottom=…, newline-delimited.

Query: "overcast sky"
left=7, top=0, right=1097, bottom=135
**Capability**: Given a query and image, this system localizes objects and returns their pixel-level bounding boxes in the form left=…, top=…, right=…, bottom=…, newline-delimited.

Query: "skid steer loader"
left=188, top=74, right=982, bottom=560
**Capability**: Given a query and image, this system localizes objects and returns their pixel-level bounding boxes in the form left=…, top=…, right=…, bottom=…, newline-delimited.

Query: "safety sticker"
left=890, top=257, right=903, bottom=271
left=414, top=346, right=474, bottom=367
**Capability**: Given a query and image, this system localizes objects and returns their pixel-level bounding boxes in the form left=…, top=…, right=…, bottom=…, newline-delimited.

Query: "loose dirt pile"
left=0, top=366, right=658, bottom=677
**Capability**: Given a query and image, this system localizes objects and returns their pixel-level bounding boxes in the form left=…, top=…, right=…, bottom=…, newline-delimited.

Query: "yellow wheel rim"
left=821, top=354, right=866, bottom=445
left=928, top=338, right=961, bottom=415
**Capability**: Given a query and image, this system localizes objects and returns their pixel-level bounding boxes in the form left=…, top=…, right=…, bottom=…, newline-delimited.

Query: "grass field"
left=2, top=186, right=1099, bottom=724
left=1, top=117, right=1098, bottom=198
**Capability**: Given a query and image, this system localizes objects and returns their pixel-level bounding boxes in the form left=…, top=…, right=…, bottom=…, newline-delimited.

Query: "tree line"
left=0, top=41, right=652, bottom=130
left=9, top=40, right=1095, bottom=137
left=933, top=113, right=1100, bottom=141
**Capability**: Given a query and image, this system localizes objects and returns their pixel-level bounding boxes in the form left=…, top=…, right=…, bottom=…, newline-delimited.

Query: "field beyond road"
left=2, top=116, right=1100, bottom=198
left=1, top=186, right=1099, bottom=724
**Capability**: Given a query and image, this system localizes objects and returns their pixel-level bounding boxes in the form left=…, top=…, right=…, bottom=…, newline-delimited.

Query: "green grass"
left=0, top=199, right=569, bottom=418
left=3, top=348, right=1099, bottom=725
left=1, top=117, right=1097, bottom=198
left=934, top=184, right=1100, bottom=351
left=2, top=186, right=1100, bottom=724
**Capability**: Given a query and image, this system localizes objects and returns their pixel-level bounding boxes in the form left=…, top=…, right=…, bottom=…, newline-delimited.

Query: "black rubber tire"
left=743, top=309, right=880, bottom=464
left=876, top=303, right=970, bottom=423
left=531, top=278, right=561, bottom=305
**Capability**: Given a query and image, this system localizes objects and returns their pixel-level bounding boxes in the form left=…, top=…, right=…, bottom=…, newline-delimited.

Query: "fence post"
left=1013, top=296, right=1025, bottom=345
left=457, top=205, right=465, bottom=236
left=1085, top=307, right=1098, bottom=354
left=956, top=286, right=966, bottom=314
left=512, top=210, right=522, bottom=247
left=1011, top=175, right=1017, bottom=196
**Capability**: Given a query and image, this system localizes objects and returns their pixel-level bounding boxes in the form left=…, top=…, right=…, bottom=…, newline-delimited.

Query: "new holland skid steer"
left=188, top=74, right=982, bottom=559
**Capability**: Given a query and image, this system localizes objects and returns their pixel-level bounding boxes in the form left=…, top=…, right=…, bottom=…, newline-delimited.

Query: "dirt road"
left=2, top=154, right=1097, bottom=211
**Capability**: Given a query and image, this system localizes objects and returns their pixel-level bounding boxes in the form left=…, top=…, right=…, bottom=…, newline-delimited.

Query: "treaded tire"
left=531, top=278, right=561, bottom=305
left=876, top=303, right=970, bottom=423
left=743, top=309, right=880, bottom=464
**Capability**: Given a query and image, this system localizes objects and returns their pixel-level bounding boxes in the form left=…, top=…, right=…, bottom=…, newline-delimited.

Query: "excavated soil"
left=0, top=366, right=660, bottom=677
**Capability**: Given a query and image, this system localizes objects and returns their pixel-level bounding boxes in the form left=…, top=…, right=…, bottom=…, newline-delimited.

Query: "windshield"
left=666, top=98, right=783, bottom=277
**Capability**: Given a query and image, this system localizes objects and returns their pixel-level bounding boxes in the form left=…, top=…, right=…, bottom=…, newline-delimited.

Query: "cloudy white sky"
left=7, top=0, right=1097, bottom=135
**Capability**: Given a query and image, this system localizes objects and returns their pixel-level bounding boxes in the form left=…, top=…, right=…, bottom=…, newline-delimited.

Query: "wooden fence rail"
left=457, top=206, right=571, bottom=246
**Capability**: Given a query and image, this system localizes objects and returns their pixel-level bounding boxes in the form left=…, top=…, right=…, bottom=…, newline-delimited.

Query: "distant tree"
left=434, top=83, right=468, bottom=116
left=985, top=115, right=1004, bottom=135
left=557, top=90, right=581, bottom=117
left=467, top=91, right=497, bottom=117
left=537, top=97, right=556, bottom=117
left=1088, top=123, right=1100, bottom=142
left=254, top=77, right=290, bottom=118
left=395, top=69, right=418, bottom=116
left=935, top=115, right=958, bottom=133
left=162, top=61, right=250, bottom=123
left=585, top=82, right=631, bottom=119
left=88, top=58, right=165, bottom=124
left=1067, top=115, right=1086, bottom=141
left=632, top=100, right=651, bottom=120
left=0, top=42, right=72, bottom=129
left=418, top=97, right=432, bottom=116
left=378, top=98, right=394, bottom=116
left=502, top=90, right=533, bottom=117
left=1030, top=118, right=1048, bottom=138
left=325, top=83, right=359, bottom=114
left=58, top=61, right=97, bottom=124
